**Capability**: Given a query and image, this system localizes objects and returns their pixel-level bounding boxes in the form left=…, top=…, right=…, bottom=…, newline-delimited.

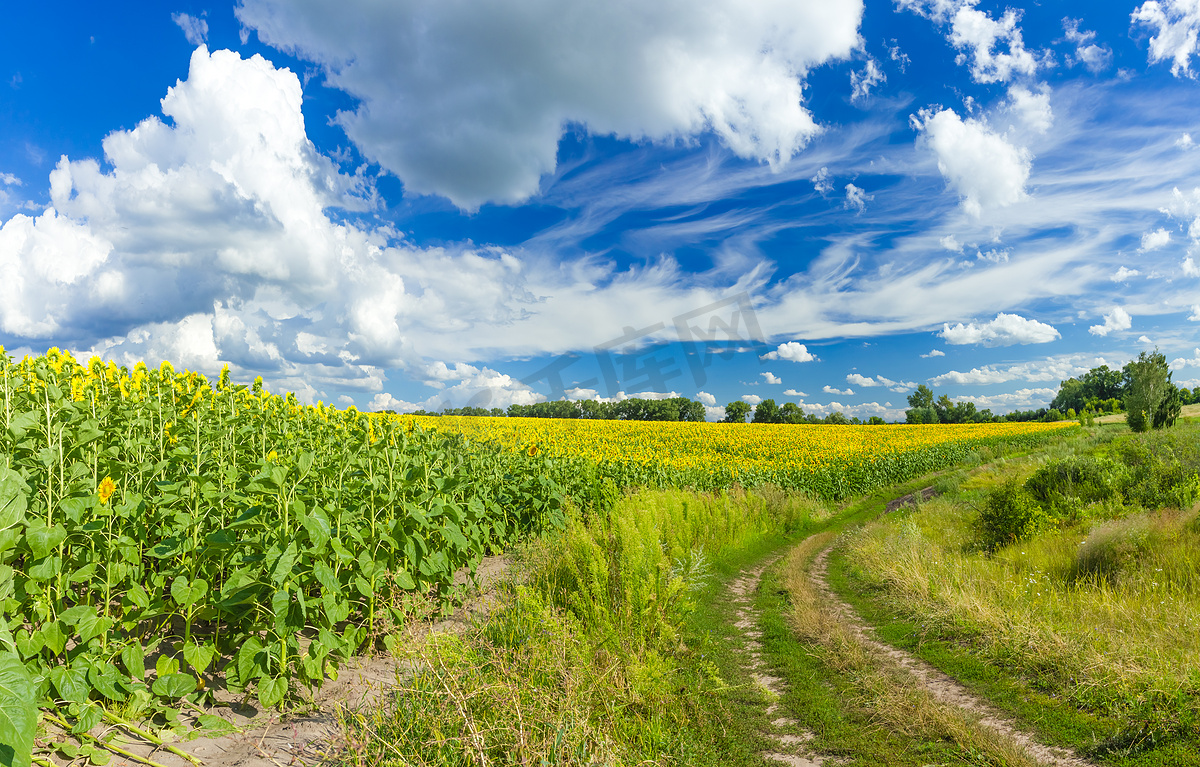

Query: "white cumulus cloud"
left=1088, top=306, right=1133, bottom=336
left=1189, top=304, right=1200, bottom=320
left=913, top=108, right=1031, bottom=217
left=940, top=313, right=1060, bottom=346
left=823, top=385, right=854, bottom=395
left=762, top=371, right=782, bottom=384
left=1005, top=84, right=1053, bottom=135
left=783, top=388, right=807, bottom=397
left=1112, top=266, right=1141, bottom=281
left=696, top=391, right=717, bottom=406
left=237, top=0, right=865, bottom=210
left=1132, top=0, right=1200, bottom=77
left=1172, top=348, right=1200, bottom=368
left=761, top=341, right=815, bottom=362
left=846, top=373, right=877, bottom=387
left=1140, top=227, right=1172, bottom=251
left=953, top=387, right=1057, bottom=411
left=1063, top=18, right=1112, bottom=73
left=742, top=394, right=763, bottom=405
left=921, top=349, right=946, bottom=357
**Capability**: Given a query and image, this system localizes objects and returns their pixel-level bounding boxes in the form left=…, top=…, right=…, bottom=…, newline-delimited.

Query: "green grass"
left=332, top=486, right=827, bottom=766
left=329, top=434, right=1083, bottom=766
left=834, top=422, right=1200, bottom=765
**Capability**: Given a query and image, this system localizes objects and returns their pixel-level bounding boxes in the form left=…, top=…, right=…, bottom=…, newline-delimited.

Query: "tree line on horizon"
left=387, top=350, right=1198, bottom=429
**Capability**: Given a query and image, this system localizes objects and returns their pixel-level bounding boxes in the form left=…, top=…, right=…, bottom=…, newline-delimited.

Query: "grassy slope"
left=830, top=423, right=1200, bottom=765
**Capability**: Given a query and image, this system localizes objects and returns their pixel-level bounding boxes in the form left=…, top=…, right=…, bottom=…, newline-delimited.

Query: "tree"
left=907, top=384, right=934, bottom=409
left=1123, top=349, right=1175, bottom=432
left=1083, top=365, right=1125, bottom=400
left=675, top=397, right=707, bottom=422
left=866, top=416, right=887, bottom=425
left=723, top=401, right=752, bottom=423
left=780, top=402, right=805, bottom=424
left=752, top=398, right=783, bottom=423
left=905, top=385, right=938, bottom=424
left=824, top=411, right=850, bottom=425
left=1050, top=377, right=1086, bottom=414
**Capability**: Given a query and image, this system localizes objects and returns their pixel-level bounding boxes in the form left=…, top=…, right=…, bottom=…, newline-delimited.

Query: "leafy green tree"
left=905, top=385, right=938, bottom=423
left=723, top=401, right=752, bottom=423
left=1050, top=377, right=1086, bottom=413
left=824, top=411, right=850, bottom=425
left=1154, top=379, right=1183, bottom=429
left=866, top=416, right=887, bottom=425
left=907, top=384, right=934, bottom=409
left=752, top=398, right=783, bottom=423
left=780, top=402, right=805, bottom=424
left=1123, top=350, right=1174, bottom=432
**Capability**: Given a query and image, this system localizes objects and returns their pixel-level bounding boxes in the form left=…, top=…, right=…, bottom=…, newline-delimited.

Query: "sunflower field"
left=0, top=347, right=1071, bottom=762
left=0, top=348, right=583, bottom=762
left=395, top=414, right=1074, bottom=499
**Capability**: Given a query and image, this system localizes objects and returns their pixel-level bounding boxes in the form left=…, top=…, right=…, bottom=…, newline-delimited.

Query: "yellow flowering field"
left=391, top=414, right=1075, bottom=498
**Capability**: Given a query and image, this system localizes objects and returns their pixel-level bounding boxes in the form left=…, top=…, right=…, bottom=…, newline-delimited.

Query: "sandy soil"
left=51, top=555, right=511, bottom=767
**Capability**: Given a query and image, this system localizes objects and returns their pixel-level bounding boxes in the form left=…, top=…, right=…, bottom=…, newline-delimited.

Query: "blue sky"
left=3, top=0, right=1200, bottom=420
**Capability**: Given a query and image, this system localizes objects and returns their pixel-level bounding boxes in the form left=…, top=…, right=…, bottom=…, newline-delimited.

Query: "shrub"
left=1024, top=455, right=1121, bottom=521
left=976, top=480, right=1055, bottom=552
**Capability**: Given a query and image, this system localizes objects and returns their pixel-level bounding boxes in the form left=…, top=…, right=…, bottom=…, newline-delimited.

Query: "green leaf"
left=59, top=497, right=90, bottom=524
left=0, top=652, right=36, bottom=767
left=57, top=605, right=92, bottom=627
left=121, top=642, right=145, bottom=680
left=169, top=576, right=208, bottom=608
left=87, top=663, right=124, bottom=702
left=49, top=665, right=89, bottom=704
left=257, top=676, right=287, bottom=709
left=235, top=637, right=265, bottom=684
left=300, top=509, right=330, bottom=548
left=24, top=523, right=66, bottom=559
left=269, top=541, right=299, bottom=585
left=12, top=631, right=40, bottom=661
left=297, top=451, right=315, bottom=477
left=155, top=654, right=179, bottom=679
left=126, top=582, right=151, bottom=610
left=76, top=613, right=114, bottom=645
left=197, top=714, right=237, bottom=735
left=40, top=622, right=67, bottom=656
left=75, top=420, right=104, bottom=446
left=71, top=702, right=104, bottom=734
left=0, top=469, right=29, bottom=531
left=26, top=555, right=61, bottom=582
left=6, top=410, right=39, bottom=440
left=151, top=673, right=196, bottom=699
left=393, top=569, right=416, bottom=590
left=312, top=561, right=339, bottom=594
left=182, top=641, right=216, bottom=675
left=0, top=528, right=21, bottom=557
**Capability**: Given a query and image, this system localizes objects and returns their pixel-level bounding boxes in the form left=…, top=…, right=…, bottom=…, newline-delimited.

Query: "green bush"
left=1024, top=455, right=1121, bottom=520
left=976, top=480, right=1055, bottom=552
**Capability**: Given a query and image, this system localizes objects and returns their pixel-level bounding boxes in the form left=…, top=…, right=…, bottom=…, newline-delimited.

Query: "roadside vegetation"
left=837, top=418, right=1200, bottom=764
left=337, top=487, right=827, bottom=766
